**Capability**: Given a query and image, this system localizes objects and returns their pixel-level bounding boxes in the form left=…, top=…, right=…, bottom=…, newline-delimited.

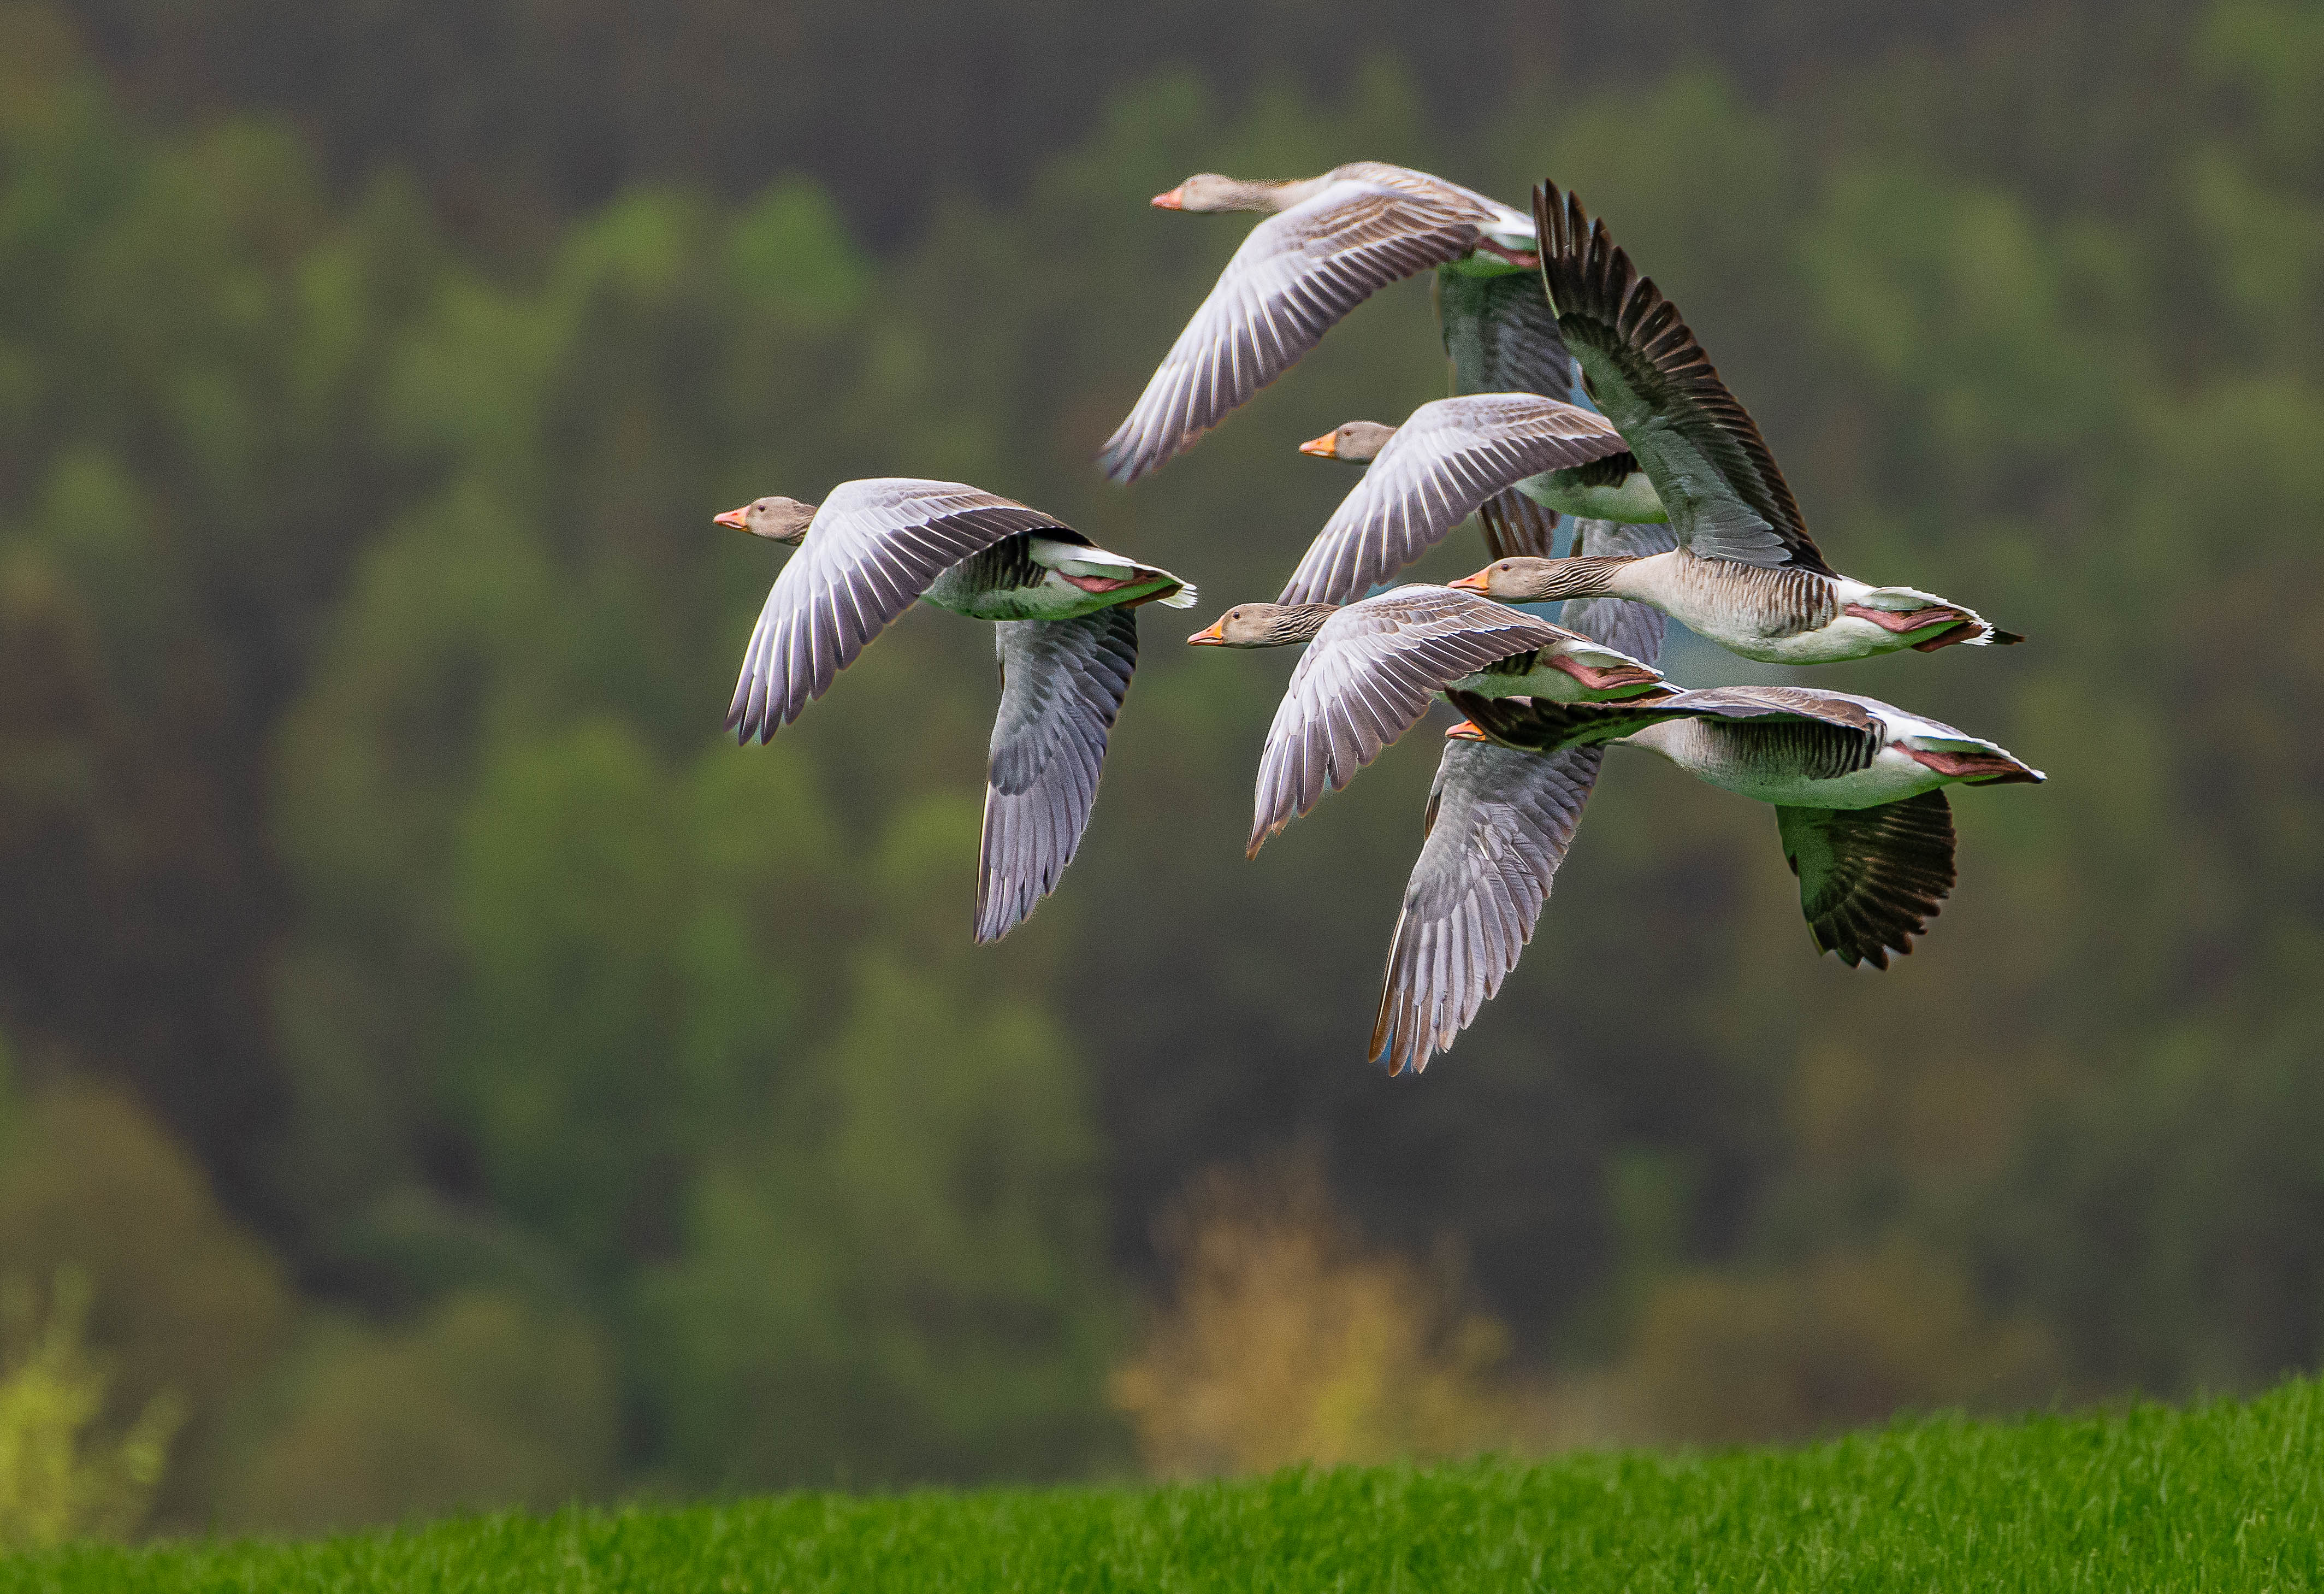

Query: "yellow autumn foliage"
left=0, top=1270, right=180, bottom=1549
left=1110, top=1155, right=1515, bottom=1476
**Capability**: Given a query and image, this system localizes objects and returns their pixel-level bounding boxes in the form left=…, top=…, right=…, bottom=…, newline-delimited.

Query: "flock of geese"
left=717, top=163, right=2044, bottom=1073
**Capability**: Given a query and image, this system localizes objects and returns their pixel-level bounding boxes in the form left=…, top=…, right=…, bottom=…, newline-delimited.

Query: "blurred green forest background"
left=2, top=0, right=2321, bottom=1538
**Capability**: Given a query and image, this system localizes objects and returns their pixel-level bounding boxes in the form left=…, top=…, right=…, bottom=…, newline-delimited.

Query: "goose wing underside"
left=976, top=607, right=1140, bottom=942
left=1101, top=181, right=1487, bottom=482
left=1438, top=266, right=1580, bottom=405
left=729, top=479, right=1068, bottom=742
left=1252, top=589, right=1572, bottom=854
left=1534, top=182, right=1834, bottom=576
left=1278, top=395, right=1626, bottom=606
left=1372, top=739, right=1603, bottom=1075
left=1476, top=489, right=1563, bottom=561
left=1776, top=790, right=1956, bottom=969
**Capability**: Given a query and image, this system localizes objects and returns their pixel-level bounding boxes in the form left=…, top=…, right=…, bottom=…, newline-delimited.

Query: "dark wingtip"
left=1991, top=628, right=2027, bottom=645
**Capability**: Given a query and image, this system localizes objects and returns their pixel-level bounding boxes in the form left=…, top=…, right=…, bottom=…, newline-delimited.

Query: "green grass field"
left=7, top=1379, right=2319, bottom=1592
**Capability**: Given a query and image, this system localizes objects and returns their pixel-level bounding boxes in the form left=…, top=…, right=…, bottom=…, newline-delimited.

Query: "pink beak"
left=713, top=506, right=749, bottom=530
left=1151, top=187, right=1186, bottom=210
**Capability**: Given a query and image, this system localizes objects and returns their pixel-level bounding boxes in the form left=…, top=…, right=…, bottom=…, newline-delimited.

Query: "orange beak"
left=1446, top=570, right=1491, bottom=594
left=1298, top=429, right=1340, bottom=458
left=1446, top=720, right=1486, bottom=741
left=1151, top=187, right=1185, bottom=210
left=713, top=505, right=750, bottom=530
left=1187, top=618, right=1228, bottom=645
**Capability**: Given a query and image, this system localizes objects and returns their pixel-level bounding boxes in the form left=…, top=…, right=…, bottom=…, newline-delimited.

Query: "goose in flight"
left=1447, top=184, right=2021, bottom=663
left=1370, top=520, right=1673, bottom=1074
left=1280, top=393, right=1644, bottom=606
left=1449, top=681, right=2043, bottom=971
left=1182, top=581, right=1667, bottom=858
left=718, top=480, right=1196, bottom=942
left=1104, top=161, right=1577, bottom=554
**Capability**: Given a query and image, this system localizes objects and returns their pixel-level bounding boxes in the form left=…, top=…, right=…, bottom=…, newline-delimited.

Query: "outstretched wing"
left=1252, top=588, right=1570, bottom=855
left=1776, top=790, right=1956, bottom=969
left=1372, top=738, right=1604, bottom=1076
left=1437, top=265, right=1580, bottom=404
left=1535, top=182, right=1834, bottom=575
left=1557, top=517, right=1678, bottom=666
left=976, top=609, right=1140, bottom=943
left=1102, top=180, right=1489, bottom=482
left=1278, top=395, right=1625, bottom=605
left=729, top=480, right=1068, bottom=742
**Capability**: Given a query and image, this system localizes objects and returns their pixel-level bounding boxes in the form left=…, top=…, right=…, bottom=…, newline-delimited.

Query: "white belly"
left=1629, top=725, right=1945, bottom=810
left=1680, top=611, right=1915, bottom=665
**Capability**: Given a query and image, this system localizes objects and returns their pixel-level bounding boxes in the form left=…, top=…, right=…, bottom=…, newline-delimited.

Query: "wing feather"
left=1278, top=395, right=1626, bottom=605
left=1102, top=181, right=1493, bottom=481
left=727, top=479, right=1068, bottom=742
left=1534, top=182, right=1834, bottom=575
left=1776, top=791, right=1956, bottom=969
left=1370, top=740, right=1604, bottom=1075
left=1250, top=587, right=1573, bottom=854
left=975, top=609, right=1140, bottom=942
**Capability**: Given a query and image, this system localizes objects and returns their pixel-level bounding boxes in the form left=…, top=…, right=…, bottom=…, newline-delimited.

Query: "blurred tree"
left=638, top=796, right=1116, bottom=1489
left=222, top=1290, right=614, bottom=1535
left=1608, top=1242, right=2059, bottom=1445
left=0, top=1081, right=292, bottom=1527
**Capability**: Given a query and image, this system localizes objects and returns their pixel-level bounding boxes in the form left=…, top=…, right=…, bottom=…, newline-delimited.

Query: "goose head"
left=1187, top=602, right=1339, bottom=647
left=1298, top=421, right=1397, bottom=463
left=1450, top=557, right=1602, bottom=603
left=1152, top=173, right=1288, bottom=213
left=714, top=496, right=817, bottom=545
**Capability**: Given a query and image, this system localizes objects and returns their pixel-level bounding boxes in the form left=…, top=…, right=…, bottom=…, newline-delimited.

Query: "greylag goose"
left=718, top=480, right=1196, bottom=942
left=1277, top=394, right=1637, bottom=605
left=1294, top=400, right=1665, bottom=591
left=1370, top=521, right=1670, bottom=1074
left=1448, top=184, right=2023, bottom=663
left=1449, top=683, right=2043, bottom=971
left=1105, top=162, right=1576, bottom=536
left=1182, top=582, right=1667, bottom=857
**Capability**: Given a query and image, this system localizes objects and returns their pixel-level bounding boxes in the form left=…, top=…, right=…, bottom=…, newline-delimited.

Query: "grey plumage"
left=727, top=479, right=1067, bottom=742
left=1557, top=517, right=1676, bottom=669
left=1278, top=395, right=1628, bottom=606
left=1103, top=171, right=1504, bottom=482
left=1777, top=790, right=1956, bottom=969
left=1367, top=528, right=1662, bottom=1074
left=1437, top=266, right=1579, bottom=406
left=1535, top=182, right=1837, bottom=577
left=977, top=609, right=1140, bottom=943
left=1371, top=740, right=1601, bottom=1076
left=1250, top=587, right=1580, bottom=855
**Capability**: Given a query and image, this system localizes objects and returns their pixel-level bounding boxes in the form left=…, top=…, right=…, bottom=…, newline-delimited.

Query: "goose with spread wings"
left=718, top=480, right=1196, bottom=942
left=1450, top=184, right=2021, bottom=664
left=1447, top=680, right=2043, bottom=976
left=1104, top=162, right=1578, bottom=556
left=1369, top=519, right=1673, bottom=1075
left=1280, top=393, right=1654, bottom=605
left=1183, top=580, right=1667, bottom=859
